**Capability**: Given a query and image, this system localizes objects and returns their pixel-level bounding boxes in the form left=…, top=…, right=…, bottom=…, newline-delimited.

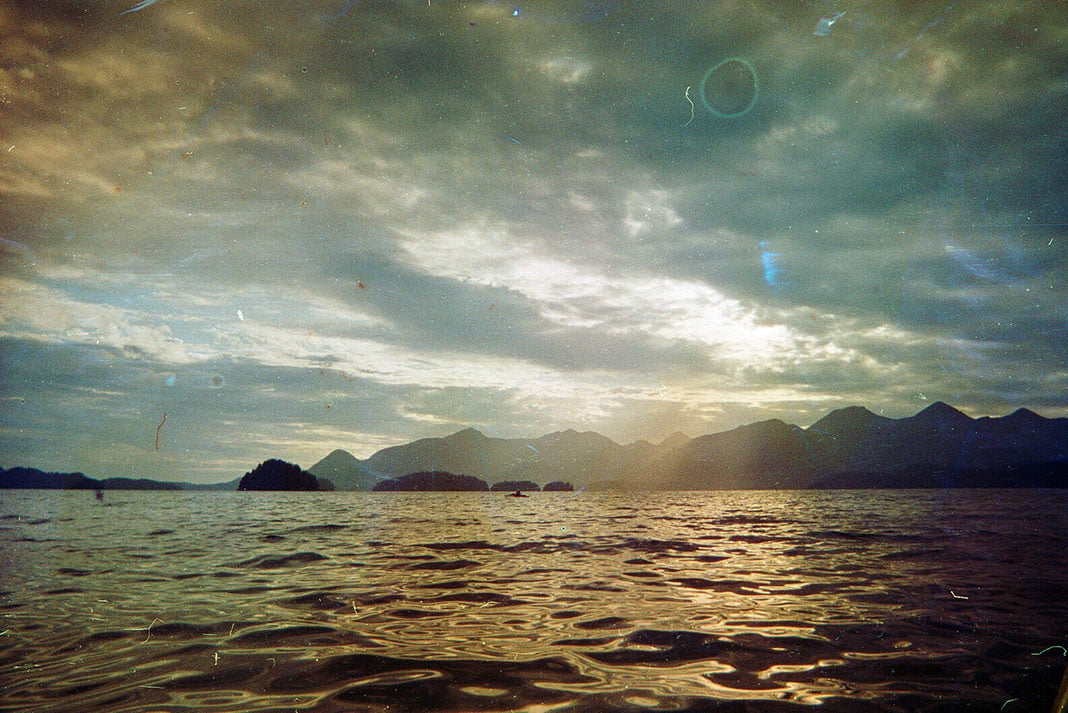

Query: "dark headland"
left=3, top=402, right=1066, bottom=491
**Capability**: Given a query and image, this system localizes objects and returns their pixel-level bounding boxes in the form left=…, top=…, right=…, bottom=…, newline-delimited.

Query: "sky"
left=1, top=0, right=1066, bottom=483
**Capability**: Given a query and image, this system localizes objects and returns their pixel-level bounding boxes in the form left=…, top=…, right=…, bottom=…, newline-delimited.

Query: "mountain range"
left=3, top=402, right=1065, bottom=491
left=307, top=402, right=1068, bottom=490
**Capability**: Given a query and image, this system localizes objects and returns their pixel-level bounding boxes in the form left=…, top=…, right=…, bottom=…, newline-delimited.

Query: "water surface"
left=1, top=489, right=1066, bottom=712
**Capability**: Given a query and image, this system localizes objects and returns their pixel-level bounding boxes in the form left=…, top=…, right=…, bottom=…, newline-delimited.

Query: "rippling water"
left=1, top=489, right=1066, bottom=712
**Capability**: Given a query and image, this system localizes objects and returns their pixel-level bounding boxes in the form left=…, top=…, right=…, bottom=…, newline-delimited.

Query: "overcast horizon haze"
left=2, top=0, right=1066, bottom=483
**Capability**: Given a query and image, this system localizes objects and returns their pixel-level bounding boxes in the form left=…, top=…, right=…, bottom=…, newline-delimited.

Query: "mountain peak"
left=915, top=401, right=972, bottom=422
left=808, top=405, right=882, bottom=436
left=534, top=429, right=618, bottom=448
left=445, top=427, right=486, bottom=442
left=995, top=407, right=1047, bottom=429
left=660, top=432, right=691, bottom=449
left=310, top=449, right=359, bottom=469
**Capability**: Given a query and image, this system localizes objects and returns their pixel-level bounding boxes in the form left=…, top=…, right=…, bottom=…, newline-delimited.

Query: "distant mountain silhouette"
left=649, top=402, right=1068, bottom=489
left=6, top=403, right=1065, bottom=491
left=802, top=402, right=1062, bottom=474
left=311, top=427, right=635, bottom=491
left=652, top=419, right=817, bottom=490
left=306, top=449, right=384, bottom=490
left=0, top=466, right=239, bottom=491
left=311, top=403, right=1067, bottom=490
left=1, top=466, right=114, bottom=490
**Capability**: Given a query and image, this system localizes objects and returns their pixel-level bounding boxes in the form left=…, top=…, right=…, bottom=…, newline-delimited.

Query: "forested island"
left=237, top=459, right=331, bottom=491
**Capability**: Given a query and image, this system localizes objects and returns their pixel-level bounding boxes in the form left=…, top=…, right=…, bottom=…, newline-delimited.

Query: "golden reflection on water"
left=1, top=489, right=1066, bottom=712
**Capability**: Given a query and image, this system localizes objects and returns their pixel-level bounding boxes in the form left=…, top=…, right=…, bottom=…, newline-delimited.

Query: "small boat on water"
left=509, top=490, right=528, bottom=498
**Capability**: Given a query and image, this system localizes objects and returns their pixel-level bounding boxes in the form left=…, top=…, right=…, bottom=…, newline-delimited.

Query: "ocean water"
left=1, top=489, right=1066, bottom=713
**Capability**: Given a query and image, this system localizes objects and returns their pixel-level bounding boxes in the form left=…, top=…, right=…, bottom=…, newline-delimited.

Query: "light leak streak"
left=759, top=241, right=784, bottom=287
left=120, top=0, right=161, bottom=15
left=813, top=11, right=846, bottom=37
left=681, top=85, right=695, bottom=127
left=155, top=412, right=167, bottom=450
left=0, top=237, right=35, bottom=259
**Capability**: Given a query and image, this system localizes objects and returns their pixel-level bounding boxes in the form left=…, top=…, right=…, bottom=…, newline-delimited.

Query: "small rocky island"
left=490, top=480, right=541, bottom=492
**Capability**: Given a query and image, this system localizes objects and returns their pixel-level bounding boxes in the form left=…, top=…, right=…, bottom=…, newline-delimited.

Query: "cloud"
left=1, top=0, right=1065, bottom=481
left=0, top=275, right=203, bottom=364
left=395, top=224, right=811, bottom=366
